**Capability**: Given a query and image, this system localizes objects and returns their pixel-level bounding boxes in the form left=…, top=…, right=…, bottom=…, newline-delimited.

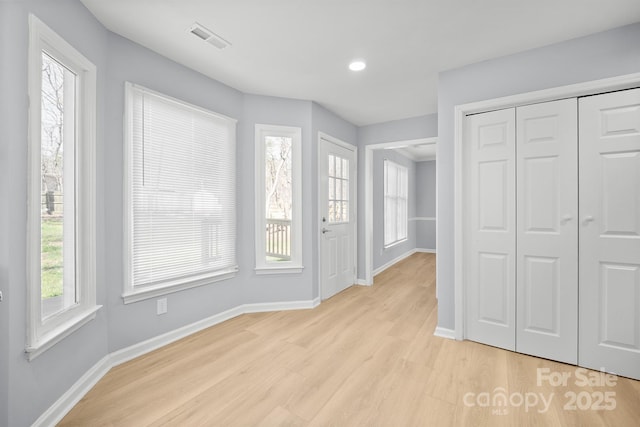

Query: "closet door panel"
left=516, top=99, right=578, bottom=364
left=579, top=88, right=640, bottom=380
left=465, top=108, right=516, bottom=350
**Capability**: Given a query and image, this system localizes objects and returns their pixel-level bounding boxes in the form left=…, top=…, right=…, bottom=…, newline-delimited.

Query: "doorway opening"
left=363, top=137, right=437, bottom=290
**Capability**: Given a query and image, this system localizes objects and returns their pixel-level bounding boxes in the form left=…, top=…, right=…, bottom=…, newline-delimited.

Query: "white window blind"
left=126, top=83, right=237, bottom=297
left=384, top=159, right=408, bottom=247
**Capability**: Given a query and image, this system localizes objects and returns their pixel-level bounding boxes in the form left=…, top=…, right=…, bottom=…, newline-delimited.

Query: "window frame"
left=254, top=124, right=303, bottom=274
left=123, top=83, right=238, bottom=303
left=26, top=14, right=100, bottom=360
left=383, top=159, right=409, bottom=248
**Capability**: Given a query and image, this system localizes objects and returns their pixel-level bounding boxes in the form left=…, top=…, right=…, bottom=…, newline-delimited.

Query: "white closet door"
left=516, top=99, right=578, bottom=364
left=465, top=108, right=516, bottom=350
left=579, top=88, right=640, bottom=380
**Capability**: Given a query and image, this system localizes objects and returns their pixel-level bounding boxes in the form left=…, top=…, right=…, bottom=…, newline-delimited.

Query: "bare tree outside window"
left=265, top=136, right=292, bottom=261
left=40, top=52, right=68, bottom=305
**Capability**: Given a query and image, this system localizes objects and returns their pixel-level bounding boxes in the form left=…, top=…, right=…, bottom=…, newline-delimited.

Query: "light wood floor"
left=60, top=253, right=640, bottom=426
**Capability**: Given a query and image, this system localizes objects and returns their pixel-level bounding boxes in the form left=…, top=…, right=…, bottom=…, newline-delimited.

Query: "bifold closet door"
left=579, top=88, right=640, bottom=380
left=465, top=108, right=516, bottom=351
left=516, top=99, right=578, bottom=364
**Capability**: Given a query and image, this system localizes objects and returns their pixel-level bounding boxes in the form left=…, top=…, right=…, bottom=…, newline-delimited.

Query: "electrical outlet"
left=157, top=298, right=167, bottom=315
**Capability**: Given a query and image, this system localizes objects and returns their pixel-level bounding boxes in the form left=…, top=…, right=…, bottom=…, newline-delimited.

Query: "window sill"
left=384, top=238, right=408, bottom=250
left=255, top=266, right=304, bottom=275
left=122, top=267, right=238, bottom=304
left=25, top=304, right=102, bottom=361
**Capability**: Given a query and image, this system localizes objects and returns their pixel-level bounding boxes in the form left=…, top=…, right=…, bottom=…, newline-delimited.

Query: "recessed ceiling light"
left=348, top=60, right=366, bottom=71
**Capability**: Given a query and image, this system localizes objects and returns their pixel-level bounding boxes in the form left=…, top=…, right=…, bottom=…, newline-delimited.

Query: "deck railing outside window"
left=266, top=218, right=291, bottom=261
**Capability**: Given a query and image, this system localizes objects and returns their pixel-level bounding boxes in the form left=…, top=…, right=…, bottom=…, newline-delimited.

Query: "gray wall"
left=356, top=114, right=438, bottom=279
left=372, top=150, right=416, bottom=271
left=2, top=1, right=110, bottom=425
left=103, top=25, right=357, bottom=357
left=240, top=94, right=314, bottom=305
left=1, top=1, right=358, bottom=424
left=437, top=22, right=640, bottom=330
left=415, top=160, right=436, bottom=251
left=104, top=32, right=247, bottom=353
left=0, top=2, right=14, bottom=424
left=358, top=114, right=438, bottom=146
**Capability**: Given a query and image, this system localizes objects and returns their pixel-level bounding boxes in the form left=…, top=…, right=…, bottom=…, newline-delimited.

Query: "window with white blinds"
left=384, top=159, right=408, bottom=247
left=123, top=83, right=237, bottom=303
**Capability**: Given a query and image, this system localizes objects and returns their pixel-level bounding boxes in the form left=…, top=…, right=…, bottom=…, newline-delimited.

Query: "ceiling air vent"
left=188, top=22, right=231, bottom=49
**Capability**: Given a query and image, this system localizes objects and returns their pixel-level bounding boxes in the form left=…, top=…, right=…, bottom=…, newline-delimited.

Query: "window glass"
left=40, top=52, right=78, bottom=318
left=384, top=159, right=408, bottom=246
left=265, top=136, right=293, bottom=262
left=328, top=154, right=349, bottom=224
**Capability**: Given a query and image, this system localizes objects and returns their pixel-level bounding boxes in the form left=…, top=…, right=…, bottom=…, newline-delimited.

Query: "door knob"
left=322, top=227, right=332, bottom=234
left=561, top=214, right=573, bottom=224
left=583, top=215, right=595, bottom=225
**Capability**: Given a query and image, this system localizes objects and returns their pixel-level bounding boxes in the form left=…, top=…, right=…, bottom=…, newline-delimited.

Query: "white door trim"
left=317, top=132, right=358, bottom=300
left=454, top=72, right=640, bottom=341
left=363, top=137, right=437, bottom=285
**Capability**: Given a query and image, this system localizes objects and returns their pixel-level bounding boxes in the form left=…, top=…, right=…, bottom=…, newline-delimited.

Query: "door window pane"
left=328, top=154, right=349, bottom=224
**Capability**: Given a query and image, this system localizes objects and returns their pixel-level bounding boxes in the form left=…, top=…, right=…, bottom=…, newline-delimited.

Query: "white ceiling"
left=395, top=143, right=437, bottom=162
left=80, top=0, right=640, bottom=126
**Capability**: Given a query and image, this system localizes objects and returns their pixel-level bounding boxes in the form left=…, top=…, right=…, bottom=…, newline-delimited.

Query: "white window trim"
left=254, top=124, right=303, bottom=274
left=383, top=238, right=408, bottom=250
left=383, top=159, right=408, bottom=249
left=122, top=83, right=238, bottom=304
left=26, top=14, right=100, bottom=360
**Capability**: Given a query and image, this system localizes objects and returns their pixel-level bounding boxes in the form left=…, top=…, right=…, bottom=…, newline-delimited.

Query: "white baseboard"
left=109, top=305, right=245, bottom=368
left=373, top=248, right=418, bottom=276
left=33, top=355, right=112, bottom=427
left=242, top=298, right=320, bottom=314
left=34, top=297, right=320, bottom=427
left=434, top=326, right=456, bottom=340
left=415, top=248, right=436, bottom=253
left=355, top=279, right=372, bottom=286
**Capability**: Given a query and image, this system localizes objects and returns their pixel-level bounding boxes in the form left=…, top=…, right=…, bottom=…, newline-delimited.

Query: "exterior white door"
left=516, top=99, right=578, bottom=364
left=319, top=135, right=356, bottom=300
left=465, top=108, right=516, bottom=351
left=579, top=88, right=640, bottom=380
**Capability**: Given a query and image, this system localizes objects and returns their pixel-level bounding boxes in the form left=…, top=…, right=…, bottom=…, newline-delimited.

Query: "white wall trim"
left=373, top=248, right=418, bottom=276
left=364, top=137, right=437, bottom=286
left=241, top=298, right=321, bottom=314
left=433, top=326, right=456, bottom=340
left=32, top=297, right=320, bottom=427
left=31, top=355, right=112, bottom=427
left=409, top=216, right=436, bottom=221
left=355, top=279, right=371, bottom=286
left=109, top=305, right=244, bottom=367
left=26, top=14, right=100, bottom=360
left=254, top=124, right=303, bottom=272
left=453, top=71, right=640, bottom=342
left=415, top=248, right=436, bottom=254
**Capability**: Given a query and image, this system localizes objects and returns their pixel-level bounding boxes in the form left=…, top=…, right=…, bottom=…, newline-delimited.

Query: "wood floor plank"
left=59, top=253, right=640, bottom=426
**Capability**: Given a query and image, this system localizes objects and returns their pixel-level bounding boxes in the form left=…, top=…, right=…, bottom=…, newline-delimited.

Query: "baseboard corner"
left=434, top=326, right=456, bottom=340
left=32, top=355, right=112, bottom=427
left=415, top=248, right=436, bottom=253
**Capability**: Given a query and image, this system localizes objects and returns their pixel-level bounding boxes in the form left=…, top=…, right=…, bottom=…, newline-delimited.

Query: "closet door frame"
left=453, top=72, right=640, bottom=341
